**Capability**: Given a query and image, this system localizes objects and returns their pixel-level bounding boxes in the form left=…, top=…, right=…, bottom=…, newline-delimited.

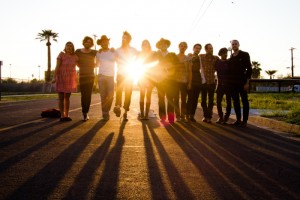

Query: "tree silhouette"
left=251, top=61, right=262, bottom=78
left=36, top=29, right=58, bottom=82
left=265, top=70, right=277, bottom=79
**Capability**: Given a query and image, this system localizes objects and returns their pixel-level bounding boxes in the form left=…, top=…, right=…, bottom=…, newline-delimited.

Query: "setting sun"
left=124, top=57, right=159, bottom=85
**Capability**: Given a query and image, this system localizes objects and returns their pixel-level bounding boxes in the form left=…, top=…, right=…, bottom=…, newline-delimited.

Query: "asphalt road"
left=0, top=91, right=300, bottom=200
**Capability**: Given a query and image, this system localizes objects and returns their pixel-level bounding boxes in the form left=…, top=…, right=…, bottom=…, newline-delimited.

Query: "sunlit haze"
left=1, top=0, right=300, bottom=81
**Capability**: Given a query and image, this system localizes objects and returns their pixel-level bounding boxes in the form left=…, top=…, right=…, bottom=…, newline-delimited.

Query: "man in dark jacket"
left=228, top=40, right=252, bottom=127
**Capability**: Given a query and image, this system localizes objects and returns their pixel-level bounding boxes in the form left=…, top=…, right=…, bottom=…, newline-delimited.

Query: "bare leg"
left=65, top=93, right=71, bottom=117
left=58, top=92, right=65, bottom=118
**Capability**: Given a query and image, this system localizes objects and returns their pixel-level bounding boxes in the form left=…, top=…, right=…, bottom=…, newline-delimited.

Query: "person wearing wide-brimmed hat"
left=154, top=38, right=180, bottom=123
left=95, top=35, right=116, bottom=121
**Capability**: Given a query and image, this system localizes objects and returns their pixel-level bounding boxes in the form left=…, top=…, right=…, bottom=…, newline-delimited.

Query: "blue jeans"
left=98, top=75, right=114, bottom=116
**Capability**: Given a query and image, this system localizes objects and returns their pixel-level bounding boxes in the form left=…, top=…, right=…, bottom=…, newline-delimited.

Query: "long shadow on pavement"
left=64, top=132, right=114, bottom=199
left=141, top=121, right=168, bottom=199
left=0, top=119, right=61, bottom=149
left=145, top=121, right=196, bottom=200
left=0, top=120, right=83, bottom=173
left=7, top=120, right=108, bottom=199
left=94, top=120, right=126, bottom=199
left=169, top=121, right=300, bottom=200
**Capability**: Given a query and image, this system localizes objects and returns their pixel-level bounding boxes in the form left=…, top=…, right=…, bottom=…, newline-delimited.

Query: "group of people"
left=52, top=31, right=252, bottom=127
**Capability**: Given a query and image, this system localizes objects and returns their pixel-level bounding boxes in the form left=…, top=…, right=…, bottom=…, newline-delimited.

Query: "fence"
left=249, top=79, right=300, bottom=93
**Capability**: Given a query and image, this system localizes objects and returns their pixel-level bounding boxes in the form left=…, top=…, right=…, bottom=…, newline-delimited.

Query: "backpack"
left=41, top=108, right=61, bottom=118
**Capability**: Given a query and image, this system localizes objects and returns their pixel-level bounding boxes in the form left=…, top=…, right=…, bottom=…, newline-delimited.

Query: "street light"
left=92, top=34, right=98, bottom=50
left=227, top=47, right=232, bottom=56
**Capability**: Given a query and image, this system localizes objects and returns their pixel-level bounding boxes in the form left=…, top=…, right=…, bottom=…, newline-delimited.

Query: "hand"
left=244, top=83, right=249, bottom=91
left=187, top=83, right=192, bottom=90
left=51, top=79, right=56, bottom=83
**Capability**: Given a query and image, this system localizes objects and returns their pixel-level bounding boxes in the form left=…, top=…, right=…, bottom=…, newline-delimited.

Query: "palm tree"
left=265, top=70, right=277, bottom=79
left=251, top=61, right=262, bottom=78
left=36, top=30, right=58, bottom=82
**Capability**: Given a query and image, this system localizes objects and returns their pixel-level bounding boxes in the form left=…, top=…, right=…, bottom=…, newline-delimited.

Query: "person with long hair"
left=137, top=40, right=156, bottom=120
left=174, top=42, right=189, bottom=122
left=52, top=41, right=78, bottom=121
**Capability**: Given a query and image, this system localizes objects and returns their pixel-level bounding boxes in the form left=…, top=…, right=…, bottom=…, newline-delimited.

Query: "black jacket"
left=228, top=50, right=252, bottom=85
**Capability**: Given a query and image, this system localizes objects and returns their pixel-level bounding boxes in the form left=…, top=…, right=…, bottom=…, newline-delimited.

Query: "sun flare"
left=125, top=58, right=158, bottom=85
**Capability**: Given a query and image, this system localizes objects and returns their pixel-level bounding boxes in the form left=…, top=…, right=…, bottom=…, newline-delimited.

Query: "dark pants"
left=216, top=85, right=231, bottom=119
left=156, top=80, right=167, bottom=120
left=175, top=82, right=188, bottom=118
left=231, top=85, right=249, bottom=122
left=201, top=83, right=216, bottom=119
left=156, top=79, right=178, bottom=121
left=79, top=76, right=95, bottom=114
left=98, top=75, right=114, bottom=116
left=165, top=80, right=178, bottom=122
left=139, top=79, right=154, bottom=116
left=115, top=74, right=133, bottom=111
left=187, top=84, right=202, bottom=117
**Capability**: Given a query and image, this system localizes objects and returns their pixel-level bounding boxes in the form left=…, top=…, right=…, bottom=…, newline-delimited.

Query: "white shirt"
left=96, top=50, right=116, bottom=77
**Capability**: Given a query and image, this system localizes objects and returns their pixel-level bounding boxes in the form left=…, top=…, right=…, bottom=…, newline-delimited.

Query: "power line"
left=188, top=0, right=215, bottom=36
left=194, top=0, right=215, bottom=27
left=191, top=0, right=207, bottom=27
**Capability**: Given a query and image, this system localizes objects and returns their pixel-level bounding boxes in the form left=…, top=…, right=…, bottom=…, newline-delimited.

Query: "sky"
left=1, top=0, right=300, bottom=81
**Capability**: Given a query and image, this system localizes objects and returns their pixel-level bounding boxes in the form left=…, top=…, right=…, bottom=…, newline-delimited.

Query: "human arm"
left=52, top=52, right=63, bottom=83
left=199, top=55, right=206, bottom=84
left=244, top=52, right=252, bottom=91
left=188, top=60, right=192, bottom=90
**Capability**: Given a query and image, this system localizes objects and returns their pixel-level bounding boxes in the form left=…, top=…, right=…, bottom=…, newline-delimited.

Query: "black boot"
left=144, top=102, right=150, bottom=120
left=139, top=102, right=144, bottom=119
left=216, top=113, right=224, bottom=124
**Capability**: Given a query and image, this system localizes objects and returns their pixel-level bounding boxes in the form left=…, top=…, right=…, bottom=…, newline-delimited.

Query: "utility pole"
left=0, top=61, right=2, bottom=101
left=290, top=47, right=295, bottom=78
left=38, top=65, right=40, bottom=80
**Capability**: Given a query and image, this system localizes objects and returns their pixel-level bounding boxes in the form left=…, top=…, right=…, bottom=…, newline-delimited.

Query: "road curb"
left=248, top=115, right=300, bottom=135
